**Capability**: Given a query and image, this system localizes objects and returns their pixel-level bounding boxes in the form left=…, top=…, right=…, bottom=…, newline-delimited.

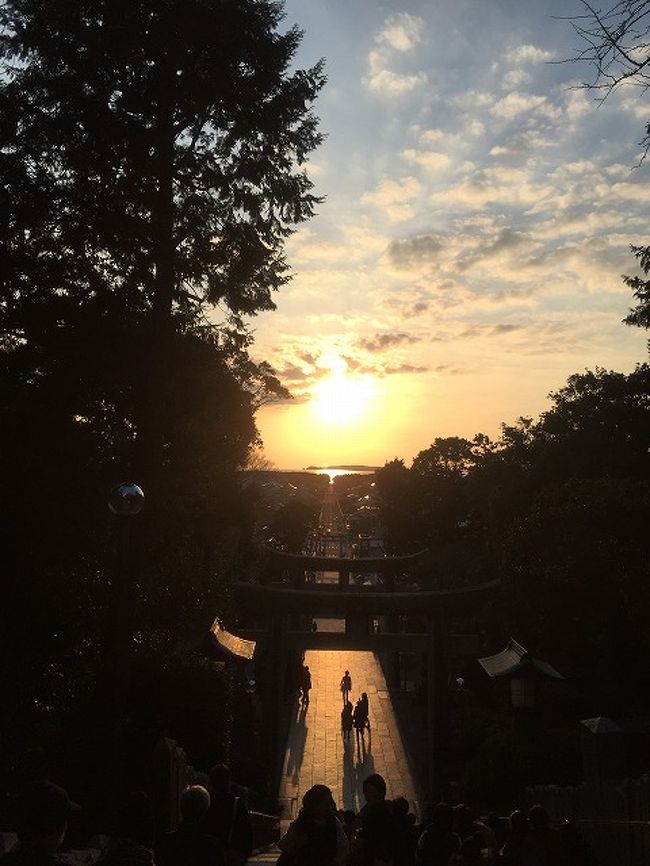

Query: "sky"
left=249, top=0, right=649, bottom=470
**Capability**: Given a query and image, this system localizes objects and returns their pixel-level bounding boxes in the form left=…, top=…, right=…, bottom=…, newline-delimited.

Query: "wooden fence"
left=526, top=774, right=650, bottom=865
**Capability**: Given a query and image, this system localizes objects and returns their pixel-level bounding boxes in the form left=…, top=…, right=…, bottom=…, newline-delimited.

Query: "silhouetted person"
left=360, top=692, right=370, bottom=729
left=499, top=809, right=529, bottom=866
left=558, top=820, right=598, bottom=866
left=300, top=664, right=312, bottom=706
left=520, top=805, right=560, bottom=866
left=352, top=699, right=367, bottom=748
left=340, top=671, right=352, bottom=705
left=351, top=774, right=397, bottom=866
left=96, top=791, right=155, bottom=866
left=203, top=764, right=252, bottom=866
left=487, top=812, right=506, bottom=848
left=391, top=797, right=418, bottom=866
left=453, top=805, right=497, bottom=862
left=341, top=701, right=353, bottom=742
left=278, top=784, right=348, bottom=866
left=459, top=833, right=482, bottom=865
left=157, top=785, right=223, bottom=866
left=416, top=802, right=460, bottom=866
left=3, top=780, right=80, bottom=866
left=339, top=810, right=356, bottom=844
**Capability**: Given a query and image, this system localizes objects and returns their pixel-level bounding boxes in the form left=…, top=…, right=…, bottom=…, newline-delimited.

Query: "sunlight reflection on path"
left=277, top=650, right=420, bottom=823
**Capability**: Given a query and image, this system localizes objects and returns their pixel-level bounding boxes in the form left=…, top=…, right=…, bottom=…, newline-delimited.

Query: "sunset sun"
left=311, top=373, right=377, bottom=426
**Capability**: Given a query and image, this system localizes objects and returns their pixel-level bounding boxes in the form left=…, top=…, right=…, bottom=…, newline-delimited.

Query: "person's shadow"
left=286, top=703, right=308, bottom=785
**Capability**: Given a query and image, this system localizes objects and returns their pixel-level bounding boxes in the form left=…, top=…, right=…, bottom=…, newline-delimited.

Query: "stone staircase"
left=248, top=846, right=280, bottom=865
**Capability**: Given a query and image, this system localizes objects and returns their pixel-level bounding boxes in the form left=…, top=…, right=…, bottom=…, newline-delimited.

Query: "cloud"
left=365, top=13, right=427, bottom=95
left=358, top=332, right=420, bottom=352
left=502, top=68, right=532, bottom=90
left=490, top=91, right=555, bottom=120
left=402, top=148, right=451, bottom=172
left=458, top=229, right=537, bottom=271
left=506, top=44, right=554, bottom=64
left=360, top=176, right=422, bottom=222
left=376, top=13, right=424, bottom=51
left=458, top=323, right=524, bottom=339
left=383, top=363, right=429, bottom=374
left=387, top=233, right=446, bottom=269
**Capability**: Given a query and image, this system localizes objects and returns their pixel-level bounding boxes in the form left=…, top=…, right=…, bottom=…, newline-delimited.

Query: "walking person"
left=341, top=700, right=353, bottom=742
left=353, top=698, right=368, bottom=750
left=360, top=692, right=370, bottom=731
left=300, top=664, right=312, bottom=707
left=340, top=670, right=352, bottom=705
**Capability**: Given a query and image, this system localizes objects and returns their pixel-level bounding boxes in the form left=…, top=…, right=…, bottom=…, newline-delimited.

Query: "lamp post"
left=101, top=482, right=144, bottom=789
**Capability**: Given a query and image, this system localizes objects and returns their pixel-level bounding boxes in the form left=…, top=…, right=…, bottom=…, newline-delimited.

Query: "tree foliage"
left=377, top=366, right=650, bottom=712
left=0, top=0, right=324, bottom=773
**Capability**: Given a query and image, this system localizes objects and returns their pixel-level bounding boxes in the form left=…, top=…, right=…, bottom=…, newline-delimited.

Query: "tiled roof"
left=478, top=638, right=564, bottom=680
left=209, top=618, right=256, bottom=661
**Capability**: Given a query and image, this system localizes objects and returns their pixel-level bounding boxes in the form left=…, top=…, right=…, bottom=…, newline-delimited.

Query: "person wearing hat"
left=4, top=780, right=80, bottom=865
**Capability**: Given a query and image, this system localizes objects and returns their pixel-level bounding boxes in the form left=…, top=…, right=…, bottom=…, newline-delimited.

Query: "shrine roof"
left=209, top=618, right=256, bottom=661
left=478, top=638, right=564, bottom=680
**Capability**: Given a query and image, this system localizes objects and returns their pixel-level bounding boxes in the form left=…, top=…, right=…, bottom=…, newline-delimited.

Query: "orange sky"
left=249, top=1, right=649, bottom=469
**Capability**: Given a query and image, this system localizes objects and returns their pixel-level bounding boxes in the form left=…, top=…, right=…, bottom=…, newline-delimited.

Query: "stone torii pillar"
left=426, top=611, right=448, bottom=803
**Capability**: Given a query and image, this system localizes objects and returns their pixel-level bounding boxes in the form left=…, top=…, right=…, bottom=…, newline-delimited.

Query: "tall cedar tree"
left=0, top=0, right=324, bottom=755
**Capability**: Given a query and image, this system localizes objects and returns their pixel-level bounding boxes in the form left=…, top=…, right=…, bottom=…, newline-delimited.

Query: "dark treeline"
left=376, top=363, right=650, bottom=719
left=0, top=0, right=324, bottom=806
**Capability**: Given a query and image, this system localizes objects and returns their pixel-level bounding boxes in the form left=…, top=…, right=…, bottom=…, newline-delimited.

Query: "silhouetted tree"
left=376, top=365, right=650, bottom=711
left=563, top=3, right=650, bottom=347
left=564, top=0, right=650, bottom=154
left=0, top=0, right=324, bottom=781
left=624, top=244, right=650, bottom=349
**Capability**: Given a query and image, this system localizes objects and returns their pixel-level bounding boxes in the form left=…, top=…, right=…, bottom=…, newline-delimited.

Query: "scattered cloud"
left=365, top=13, right=427, bottom=95
left=402, top=148, right=451, bottom=172
left=358, top=332, right=420, bottom=352
left=502, top=68, right=532, bottom=89
left=490, top=91, right=556, bottom=120
left=506, top=44, right=554, bottom=64
left=383, top=363, right=429, bottom=374
left=360, top=176, right=422, bottom=221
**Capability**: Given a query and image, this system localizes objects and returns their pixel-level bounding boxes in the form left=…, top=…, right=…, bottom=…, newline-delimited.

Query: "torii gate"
left=212, top=545, right=499, bottom=801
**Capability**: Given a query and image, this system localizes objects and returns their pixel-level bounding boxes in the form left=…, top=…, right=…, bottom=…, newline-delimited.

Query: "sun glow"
left=311, top=373, right=377, bottom=426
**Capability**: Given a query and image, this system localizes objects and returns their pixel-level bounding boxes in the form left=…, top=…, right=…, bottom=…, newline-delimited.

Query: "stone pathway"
left=277, top=649, right=420, bottom=824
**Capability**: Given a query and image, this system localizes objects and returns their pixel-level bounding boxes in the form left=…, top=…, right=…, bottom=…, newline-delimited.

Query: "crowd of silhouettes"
left=277, top=773, right=599, bottom=866
left=0, top=762, right=253, bottom=866
left=0, top=768, right=599, bottom=866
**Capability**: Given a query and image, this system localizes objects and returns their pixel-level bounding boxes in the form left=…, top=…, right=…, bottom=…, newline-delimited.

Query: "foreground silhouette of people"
left=203, top=764, right=253, bottom=866
left=96, top=791, right=155, bottom=866
left=391, top=797, right=418, bottom=866
left=277, top=784, right=348, bottom=866
left=2, top=780, right=79, bottom=866
left=453, top=804, right=497, bottom=862
left=498, top=809, right=529, bottom=865
left=157, top=785, right=223, bottom=866
left=340, top=670, right=352, bottom=705
left=520, top=804, right=560, bottom=866
left=416, top=802, right=460, bottom=866
left=350, top=773, right=398, bottom=866
left=558, top=820, right=598, bottom=866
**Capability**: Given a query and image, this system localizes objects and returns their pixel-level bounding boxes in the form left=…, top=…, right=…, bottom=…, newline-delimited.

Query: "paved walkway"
left=277, top=649, right=421, bottom=823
